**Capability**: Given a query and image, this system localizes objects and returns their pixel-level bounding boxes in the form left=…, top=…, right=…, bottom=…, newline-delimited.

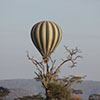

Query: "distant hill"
left=0, top=79, right=100, bottom=100
left=74, top=80, right=100, bottom=100
left=3, top=89, right=32, bottom=100
left=0, top=79, right=43, bottom=94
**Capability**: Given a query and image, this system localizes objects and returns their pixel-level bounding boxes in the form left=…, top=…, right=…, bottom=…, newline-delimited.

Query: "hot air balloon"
left=31, top=21, right=62, bottom=63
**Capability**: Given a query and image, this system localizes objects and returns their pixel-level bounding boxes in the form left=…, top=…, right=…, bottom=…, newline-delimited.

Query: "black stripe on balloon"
left=49, top=22, right=55, bottom=52
left=39, top=22, right=44, bottom=54
left=31, top=23, right=40, bottom=51
left=31, top=24, right=37, bottom=44
left=53, top=24, right=60, bottom=50
left=33, top=23, right=42, bottom=55
left=46, top=22, right=49, bottom=53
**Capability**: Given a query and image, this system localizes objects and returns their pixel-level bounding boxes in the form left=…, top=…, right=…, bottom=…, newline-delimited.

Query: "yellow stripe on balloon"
left=47, top=22, right=53, bottom=55
left=36, top=22, right=43, bottom=55
left=50, top=23, right=58, bottom=53
left=53, top=24, right=62, bottom=51
left=42, top=21, right=46, bottom=55
left=57, top=25, right=62, bottom=45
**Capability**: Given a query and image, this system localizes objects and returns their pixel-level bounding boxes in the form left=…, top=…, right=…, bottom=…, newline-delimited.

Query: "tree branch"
left=50, top=60, right=56, bottom=74
left=52, top=46, right=82, bottom=77
left=65, top=75, right=86, bottom=90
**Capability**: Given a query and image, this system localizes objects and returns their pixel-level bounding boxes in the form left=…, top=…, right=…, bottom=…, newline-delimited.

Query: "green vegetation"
left=14, top=94, right=44, bottom=100
left=89, top=94, right=100, bottom=100
left=0, top=86, right=10, bottom=100
left=47, top=82, right=67, bottom=100
left=47, top=82, right=75, bottom=100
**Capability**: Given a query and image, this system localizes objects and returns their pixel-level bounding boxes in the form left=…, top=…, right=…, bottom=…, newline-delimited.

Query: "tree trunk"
left=0, top=98, right=2, bottom=100
left=46, top=88, right=50, bottom=100
left=46, top=88, right=55, bottom=100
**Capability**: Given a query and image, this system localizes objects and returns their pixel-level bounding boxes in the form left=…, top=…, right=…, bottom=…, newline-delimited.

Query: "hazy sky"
left=0, top=0, right=100, bottom=81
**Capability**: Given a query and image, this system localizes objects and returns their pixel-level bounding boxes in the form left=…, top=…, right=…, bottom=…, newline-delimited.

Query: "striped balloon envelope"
left=31, top=21, right=62, bottom=63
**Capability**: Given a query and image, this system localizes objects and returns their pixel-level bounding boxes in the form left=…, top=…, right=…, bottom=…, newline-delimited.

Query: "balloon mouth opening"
left=43, top=56, right=49, bottom=63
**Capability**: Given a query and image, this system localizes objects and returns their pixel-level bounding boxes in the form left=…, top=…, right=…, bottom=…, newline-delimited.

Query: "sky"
left=0, top=0, right=100, bottom=81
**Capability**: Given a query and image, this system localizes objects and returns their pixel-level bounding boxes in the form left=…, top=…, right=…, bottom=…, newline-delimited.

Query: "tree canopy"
left=0, top=86, right=10, bottom=100
left=0, top=86, right=10, bottom=97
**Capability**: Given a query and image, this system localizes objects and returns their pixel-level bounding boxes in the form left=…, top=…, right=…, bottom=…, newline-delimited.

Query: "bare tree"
left=27, top=46, right=84, bottom=100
